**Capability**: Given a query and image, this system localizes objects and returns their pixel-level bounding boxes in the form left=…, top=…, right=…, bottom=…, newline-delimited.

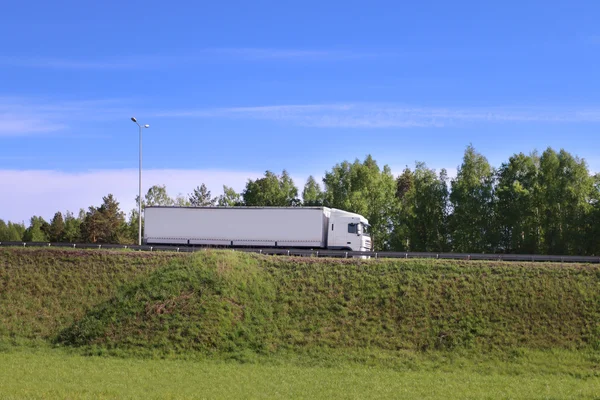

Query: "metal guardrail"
left=1, top=241, right=600, bottom=263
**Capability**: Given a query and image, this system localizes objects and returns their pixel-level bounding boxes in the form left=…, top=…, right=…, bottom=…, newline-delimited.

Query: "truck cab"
left=327, top=209, right=372, bottom=252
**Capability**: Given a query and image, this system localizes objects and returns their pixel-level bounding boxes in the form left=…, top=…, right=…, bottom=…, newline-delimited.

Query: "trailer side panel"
left=144, top=207, right=329, bottom=248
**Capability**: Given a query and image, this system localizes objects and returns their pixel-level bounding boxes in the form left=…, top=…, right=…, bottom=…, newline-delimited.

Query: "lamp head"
left=144, top=124, right=150, bottom=128
left=131, top=117, right=137, bottom=122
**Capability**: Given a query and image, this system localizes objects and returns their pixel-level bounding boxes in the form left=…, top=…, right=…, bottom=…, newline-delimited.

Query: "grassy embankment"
left=1, top=247, right=599, bottom=398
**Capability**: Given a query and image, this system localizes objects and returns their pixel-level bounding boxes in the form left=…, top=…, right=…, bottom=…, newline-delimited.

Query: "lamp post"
left=131, top=117, right=149, bottom=246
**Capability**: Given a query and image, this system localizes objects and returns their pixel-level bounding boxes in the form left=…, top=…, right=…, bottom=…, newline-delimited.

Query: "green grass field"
left=1, top=247, right=599, bottom=398
left=0, top=347, right=598, bottom=399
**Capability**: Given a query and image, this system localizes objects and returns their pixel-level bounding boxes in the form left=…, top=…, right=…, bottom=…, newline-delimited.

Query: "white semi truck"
left=143, top=206, right=372, bottom=252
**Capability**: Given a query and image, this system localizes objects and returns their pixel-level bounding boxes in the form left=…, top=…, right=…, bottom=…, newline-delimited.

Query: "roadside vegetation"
left=1, top=247, right=599, bottom=398
left=2, top=247, right=599, bottom=356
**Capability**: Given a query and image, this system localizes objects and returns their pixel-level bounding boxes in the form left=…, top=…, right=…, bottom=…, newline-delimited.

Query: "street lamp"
left=131, top=117, right=150, bottom=246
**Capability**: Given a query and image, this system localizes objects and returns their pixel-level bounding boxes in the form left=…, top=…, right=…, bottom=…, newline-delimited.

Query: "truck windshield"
left=362, top=224, right=370, bottom=234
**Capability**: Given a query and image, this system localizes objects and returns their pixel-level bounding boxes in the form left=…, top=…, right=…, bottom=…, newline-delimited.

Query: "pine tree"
left=49, top=211, right=65, bottom=242
left=189, top=184, right=216, bottom=206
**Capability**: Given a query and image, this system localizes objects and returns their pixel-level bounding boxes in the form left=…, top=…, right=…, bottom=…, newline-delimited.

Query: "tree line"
left=2, top=145, right=599, bottom=255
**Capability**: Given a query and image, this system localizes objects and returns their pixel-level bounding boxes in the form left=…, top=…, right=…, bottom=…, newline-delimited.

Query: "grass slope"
left=1, top=247, right=600, bottom=359
left=0, top=248, right=187, bottom=345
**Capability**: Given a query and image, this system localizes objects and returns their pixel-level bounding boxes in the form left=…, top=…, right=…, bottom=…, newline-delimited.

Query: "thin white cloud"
left=0, top=48, right=378, bottom=70
left=155, top=103, right=600, bottom=128
left=0, top=114, right=66, bottom=135
left=0, top=57, right=141, bottom=70
left=0, top=97, right=130, bottom=136
left=206, top=48, right=379, bottom=60
left=0, top=53, right=192, bottom=70
left=4, top=95, right=600, bottom=137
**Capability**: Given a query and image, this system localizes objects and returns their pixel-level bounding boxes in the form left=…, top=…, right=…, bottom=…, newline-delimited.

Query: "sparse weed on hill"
left=0, top=248, right=187, bottom=344
left=55, top=251, right=279, bottom=356
left=27, top=248, right=598, bottom=360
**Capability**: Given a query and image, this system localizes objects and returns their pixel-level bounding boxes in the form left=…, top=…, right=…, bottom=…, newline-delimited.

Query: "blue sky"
left=1, top=0, right=600, bottom=223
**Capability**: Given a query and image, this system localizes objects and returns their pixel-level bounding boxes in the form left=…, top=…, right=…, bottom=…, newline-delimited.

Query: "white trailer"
left=143, top=206, right=372, bottom=252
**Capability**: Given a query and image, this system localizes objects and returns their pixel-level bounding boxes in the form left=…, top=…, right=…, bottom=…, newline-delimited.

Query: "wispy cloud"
left=3, top=95, right=600, bottom=137
left=155, top=103, right=600, bottom=128
left=0, top=97, right=130, bottom=136
left=0, top=48, right=380, bottom=70
left=0, top=57, right=142, bottom=70
left=206, top=48, right=380, bottom=61
left=0, top=115, right=66, bottom=135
